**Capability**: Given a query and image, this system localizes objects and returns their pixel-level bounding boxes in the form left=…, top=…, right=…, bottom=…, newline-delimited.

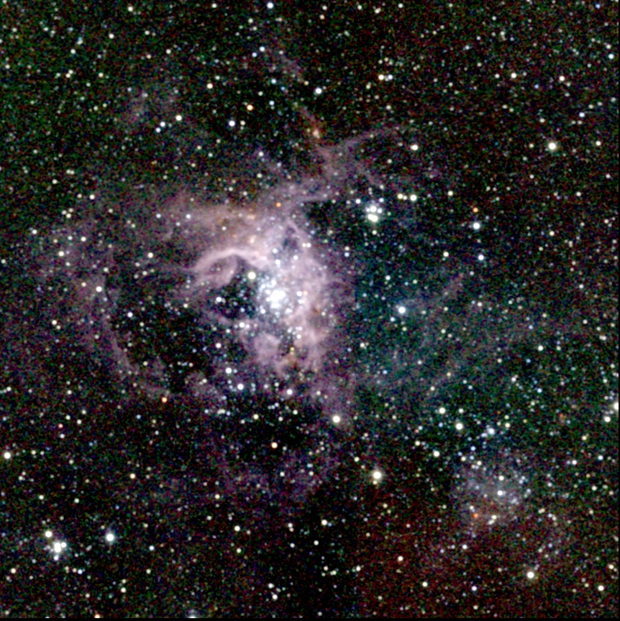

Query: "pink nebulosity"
left=186, top=203, right=340, bottom=380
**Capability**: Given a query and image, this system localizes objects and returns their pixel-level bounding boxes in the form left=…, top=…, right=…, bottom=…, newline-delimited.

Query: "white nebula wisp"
left=454, top=454, right=534, bottom=537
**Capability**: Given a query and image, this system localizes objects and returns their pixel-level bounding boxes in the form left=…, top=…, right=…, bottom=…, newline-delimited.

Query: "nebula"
left=183, top=198, right=347, bottom=388
left=110, top=165, right=357, bottom=408
left=33, top=127, right=434, bottom=409
left=455, top=451, right=533, bottom=536
left=22, top=129, right=439, bottom=518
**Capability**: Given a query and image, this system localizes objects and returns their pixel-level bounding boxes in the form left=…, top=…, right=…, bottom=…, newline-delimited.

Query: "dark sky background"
left=0, top=0, right=618, bottom=617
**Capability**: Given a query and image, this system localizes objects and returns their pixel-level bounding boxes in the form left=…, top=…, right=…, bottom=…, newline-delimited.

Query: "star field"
left=0, top=1, right=617, bottom=617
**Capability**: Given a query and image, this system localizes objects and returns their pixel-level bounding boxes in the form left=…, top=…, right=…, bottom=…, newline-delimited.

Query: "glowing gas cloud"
left=185, top=201, right=342, bottom=380
left=31, top=127, right=435, bottom=429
